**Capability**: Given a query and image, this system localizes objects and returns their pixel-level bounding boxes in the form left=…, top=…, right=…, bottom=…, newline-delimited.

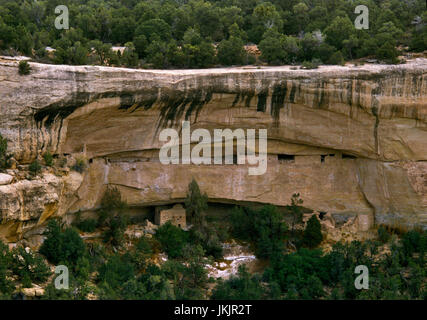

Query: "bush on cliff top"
left=18, top=60, right=31, bottom=75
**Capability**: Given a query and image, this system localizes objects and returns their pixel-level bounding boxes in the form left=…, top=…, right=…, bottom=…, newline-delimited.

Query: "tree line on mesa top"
left=1, top=0, right=427, bottom=69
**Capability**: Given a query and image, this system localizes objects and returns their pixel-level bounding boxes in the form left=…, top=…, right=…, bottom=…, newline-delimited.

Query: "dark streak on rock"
left=271, top=82, right=287, bottom=125
left=289, top=81, right=296, bottom=103
left=257, top=89, right=268, bottom=112
left=232, top=93, right=240, bottom=107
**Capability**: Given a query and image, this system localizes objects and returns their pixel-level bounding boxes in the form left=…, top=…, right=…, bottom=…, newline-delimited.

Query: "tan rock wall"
left=0, top=59, right=426, bottom=239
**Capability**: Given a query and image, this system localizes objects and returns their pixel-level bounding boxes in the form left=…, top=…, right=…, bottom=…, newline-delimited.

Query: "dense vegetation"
left=1, top=240, right=51, bottom=299
left=213, top=230, right=427, bottom=299
left=0, top=180, right=426, bottom=300
left=1, top=0, right=426, bottom=68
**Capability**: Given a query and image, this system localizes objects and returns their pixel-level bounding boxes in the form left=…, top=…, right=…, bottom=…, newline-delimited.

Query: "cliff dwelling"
left=155, top=204, right=187, bottom=228
left=0, top=0, right=427, bottom=303
left=0, top=58, right=426, bottom=242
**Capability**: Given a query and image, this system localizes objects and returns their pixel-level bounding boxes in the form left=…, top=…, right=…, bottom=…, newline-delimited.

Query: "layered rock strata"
left=0, top=58, right=426, bottom=241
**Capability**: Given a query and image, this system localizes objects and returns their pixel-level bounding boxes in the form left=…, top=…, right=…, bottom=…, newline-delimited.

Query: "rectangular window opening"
left=278, top=154, right=295, bottom=162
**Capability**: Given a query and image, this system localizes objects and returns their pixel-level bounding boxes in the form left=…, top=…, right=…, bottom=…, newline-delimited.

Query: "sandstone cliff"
left=0, top=58, right=426, bottom=242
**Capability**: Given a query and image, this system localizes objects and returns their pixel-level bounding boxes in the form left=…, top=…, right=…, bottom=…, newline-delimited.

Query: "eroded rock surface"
left=0, top=58, right=426, bottom=241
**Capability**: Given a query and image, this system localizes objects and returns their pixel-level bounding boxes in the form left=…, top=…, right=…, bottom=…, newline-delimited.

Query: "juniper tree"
left=185, top=179, right=208, bottom=227
left=303, top=215, right=323, bottom=248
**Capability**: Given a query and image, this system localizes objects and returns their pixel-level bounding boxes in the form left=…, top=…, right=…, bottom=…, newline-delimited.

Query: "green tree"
left=68, top=42, right=89, bottom=65
left=131, top=236, right=154, bottom=271
left=300, top=32, right=321, bottom=62
left=75, top=219, right=97, bottom=233
left=174, top=244, right=209, bottom=299
left=376, top=42, right=399, bottom=64
left=61, top=228, right=87, bottom=264
left=377, top=225, right=391, bottom=243
left=182, top=28, right=215, bottom=68
left=230, top=204, right=287, bottom=259
left=217, top=36, right=245, bottom=66
left=145, top=39, right=182, bottom=68
left=29, top=159, right=42, bottom=175
left=43, top=151, right=53, bottom=167
left=53, top=40, right=88, bottom=66
left=342, top=35, right=359, bottom=60
left=250, top=2, right=283, bottom=43
left=97, top=254, right=135, bottom=291
left=315, top=43, right=336, bottom=64
left=293, top=2, right=309, bottom=33
left=11, top=247, right=50, bottom=285
left=89, top=40, right=113, bottom=66
left=121, top=42, right=139, bottom=67
left=327, top=51, right=345, bottom=65
left=410, top=13, right=427, bottom=51
left=303, top=215, right=323, bottom=248
left=135, top=18, right=172, bottom=43
left=39, top=220, right=87, bottom=270
left=228, top=22, right=247, bottom=41
left=192, top=0, right=222, bottom=41
left=230, top=206, right=256, bottom=241
left=111, top=16, right=135, bottom=45
left=255, top=205, right=287, bottom=258
left=259, top=30, right=287, bottom=64
left=14, top=25, right=33, bottom=55
left=0, top=21, right=15, bottom=50
left=155, top=222, right=189, bottom=259
left=219, top=6, right=244, bottom=39
left=185, top=179, right=208, bottom=227
left=259, top=29, right=300, bottom=65
left=212, top=265, right=265, bottom=300
left=0, top=241, right=13, bottom=296
left=375, top=21, right=403, bottom=48
left=183, top=27, right=203, bottom=46
left=98, top=187, right=129, bottom=247
left=0, top=134, right=11, bottom=170
left=324, top=16, right=355, bottom=50
left=264, top=248, right=327, bottom=299
left=39, top=219, right=63, bottom=264
left=133, top=34, right=148, bottom=58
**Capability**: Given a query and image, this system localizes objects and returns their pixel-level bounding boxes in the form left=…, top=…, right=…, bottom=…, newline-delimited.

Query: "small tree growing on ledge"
left=72, top=157, right=86, bottom=173
left=184, top=179, right=223, bottom=258
left=18, top=60, right=31, bottom=75
left=43, top=151, right=54, bottom=167
left=0, top=134, right=11, bottom=170
left=29, top=159, right=42, bottom=175
left=98, top=187, right=129, bottom=247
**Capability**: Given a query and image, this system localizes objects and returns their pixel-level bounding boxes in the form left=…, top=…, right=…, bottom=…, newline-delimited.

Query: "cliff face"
left=0, top=58, right=426, bottom=241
